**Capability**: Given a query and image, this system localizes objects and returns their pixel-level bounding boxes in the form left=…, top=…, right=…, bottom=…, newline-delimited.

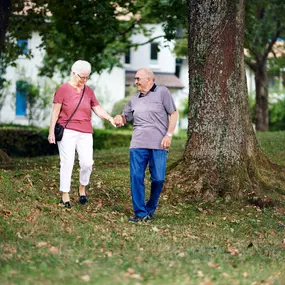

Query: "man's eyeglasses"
left=134, top=77, right=148, bottom=82
left=77, top=74, right=90, bottom=81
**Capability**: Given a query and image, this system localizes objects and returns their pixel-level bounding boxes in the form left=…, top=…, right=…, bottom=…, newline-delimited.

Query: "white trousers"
left=57, top=129, right=94, bottom=193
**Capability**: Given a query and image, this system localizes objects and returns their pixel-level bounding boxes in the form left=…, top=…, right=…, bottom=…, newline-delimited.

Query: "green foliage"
left=16, top=79, right=49, bottom=125
left=0, top=79, right=11, bottom=117
left=247, top=90, right=285, bottom=131
left=93, top=129, right=131, bottom=150
left=245, top=0, right=285, bottom=59
left=0, top=127, right=57, bottom=157
left=111, top=96, right=131, bottom=117
left=269, top=94, right=285, bottom=131
left=173, top=38, right=188, bottom=58
left=180, top=97, right=188, bottom=118
left=26, top=0, right=149, bottom=77
left=268, top=54, right=285, bottom=77
left=2, top=0, right=189, bottom=79
left=0, top=125, right=132, bottom=157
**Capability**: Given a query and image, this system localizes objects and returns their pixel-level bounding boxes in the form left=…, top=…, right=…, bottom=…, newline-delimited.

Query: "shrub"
left=93, top=129, right=131, bottom=150
left=0, top=149, right=12, bottom=167
left=0, top=126, right=57, bottom=157
left=0, top=125, right=132, bottom=157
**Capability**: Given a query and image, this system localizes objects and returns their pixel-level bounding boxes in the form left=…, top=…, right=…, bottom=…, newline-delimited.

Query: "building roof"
left=126, top=71, right=184, bottom=89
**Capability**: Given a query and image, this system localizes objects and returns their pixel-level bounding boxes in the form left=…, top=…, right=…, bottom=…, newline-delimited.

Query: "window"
left=16, top=81, right=27, bottom=116
left=150, top=43, right=159, bottom=61
left=175, top=58, right=183, bottom=78
left=125, top=49, right=131, bottom=64
left=17, top=39, right=28, bottom=55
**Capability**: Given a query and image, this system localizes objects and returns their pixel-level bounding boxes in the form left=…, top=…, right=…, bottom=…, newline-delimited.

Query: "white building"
left=1, top=23, right=259, bottom=130
left=0, top=24, right=187, bottom=129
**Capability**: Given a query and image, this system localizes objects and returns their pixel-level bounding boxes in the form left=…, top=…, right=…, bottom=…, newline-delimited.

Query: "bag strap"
left=64, top=85, right=86, bottom=128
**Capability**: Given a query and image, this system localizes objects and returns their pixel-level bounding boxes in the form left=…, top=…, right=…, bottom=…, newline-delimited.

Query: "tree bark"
left=254, top=57, right=269, bottom=131
left=165, top=0, right=267, bottom=200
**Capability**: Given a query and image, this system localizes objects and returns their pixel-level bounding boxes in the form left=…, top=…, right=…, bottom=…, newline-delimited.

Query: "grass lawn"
left=0, top=133, right=284, bottom=285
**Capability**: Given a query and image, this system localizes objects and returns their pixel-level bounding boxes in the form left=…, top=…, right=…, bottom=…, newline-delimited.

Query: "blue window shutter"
left=16, top=90, right=27, bottom=116
left=17, top=39, right=28, bottom=55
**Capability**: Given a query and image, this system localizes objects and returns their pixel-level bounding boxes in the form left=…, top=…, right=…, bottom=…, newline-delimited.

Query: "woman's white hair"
left=71, top=60, right=91, bottom=74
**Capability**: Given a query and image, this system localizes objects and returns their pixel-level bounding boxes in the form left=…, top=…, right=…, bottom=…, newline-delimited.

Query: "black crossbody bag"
left=54, top=85, right=86, bottom=142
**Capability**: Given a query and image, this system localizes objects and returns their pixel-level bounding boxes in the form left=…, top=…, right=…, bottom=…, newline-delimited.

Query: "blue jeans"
left=130, top=148, right=168, bottom=217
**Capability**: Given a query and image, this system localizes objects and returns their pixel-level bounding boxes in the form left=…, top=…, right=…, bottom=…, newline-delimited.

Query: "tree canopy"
left=0, top=1, right=191, bottom=77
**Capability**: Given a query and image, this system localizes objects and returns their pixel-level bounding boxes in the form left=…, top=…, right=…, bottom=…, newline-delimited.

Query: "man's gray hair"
left=71, top=60, right=91, bottom=74
left=138, top=68, right=155, bottom=81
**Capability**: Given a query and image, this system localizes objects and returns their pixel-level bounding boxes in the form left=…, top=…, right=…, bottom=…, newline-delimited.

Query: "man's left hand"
left=161, top=135, right=172, bottom=149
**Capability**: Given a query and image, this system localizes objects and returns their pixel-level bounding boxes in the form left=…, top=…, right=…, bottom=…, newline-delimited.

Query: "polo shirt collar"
left=138, top=84, right=157, bottom=98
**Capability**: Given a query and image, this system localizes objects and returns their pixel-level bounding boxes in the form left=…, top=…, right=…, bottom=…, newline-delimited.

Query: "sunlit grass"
left=0, top=135, right=284, bottom=285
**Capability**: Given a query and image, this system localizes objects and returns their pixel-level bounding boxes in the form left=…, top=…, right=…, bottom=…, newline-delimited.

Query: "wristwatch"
left=166, top=133, right=173, bottom=137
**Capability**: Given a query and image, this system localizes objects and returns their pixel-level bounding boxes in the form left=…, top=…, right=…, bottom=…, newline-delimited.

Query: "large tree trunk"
left=165, top=0, right=268, bottom=200
left=255, top=57, right=269, bottom=131
left=0, top=0, right=11, bottom=52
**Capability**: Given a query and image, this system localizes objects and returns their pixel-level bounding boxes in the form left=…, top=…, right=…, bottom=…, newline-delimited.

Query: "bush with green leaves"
left=0, top=126, right=57, bottom=157
left=269, top=95, right=285, bottom=131
left=103, top=95, right=133, bottom=129
left=0, top=125, right=132, bottom=157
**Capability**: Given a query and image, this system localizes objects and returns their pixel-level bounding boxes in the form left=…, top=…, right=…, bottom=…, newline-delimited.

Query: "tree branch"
left=130, top=35, right=168, bottom=47
left=262, top=21, right=282, bottom=62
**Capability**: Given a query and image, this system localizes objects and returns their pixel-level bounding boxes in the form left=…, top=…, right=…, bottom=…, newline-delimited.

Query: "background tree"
left=0, top=0, right=11, bottom=52
left=165, top=0, right=274, bottom=201
left=148, top=0, right=285, bottom=132
left=245, top=0, right=285, bottom=131
left=0, top=0, right=11, bottom=111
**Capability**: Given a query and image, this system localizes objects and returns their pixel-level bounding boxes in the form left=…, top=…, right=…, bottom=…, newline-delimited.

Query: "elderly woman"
left=48, top=60, right=115, bottom=208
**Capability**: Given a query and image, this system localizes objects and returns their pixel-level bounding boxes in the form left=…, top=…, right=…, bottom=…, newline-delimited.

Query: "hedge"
left=0, top=125, right=132, bottom=157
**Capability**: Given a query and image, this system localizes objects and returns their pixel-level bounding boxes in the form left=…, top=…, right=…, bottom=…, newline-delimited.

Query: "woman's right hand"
left=48, top=132, right=56, bottom=144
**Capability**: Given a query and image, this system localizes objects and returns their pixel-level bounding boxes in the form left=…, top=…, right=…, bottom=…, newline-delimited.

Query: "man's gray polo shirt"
left=123, top=84, right=177, bottom=150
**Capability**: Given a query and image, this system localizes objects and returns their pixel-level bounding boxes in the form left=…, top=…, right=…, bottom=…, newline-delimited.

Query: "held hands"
left=108, top=117, right=117, bottom=128
left=113, top=115, right=125, bottom=127
left=161, top=135, right=172, bottom=149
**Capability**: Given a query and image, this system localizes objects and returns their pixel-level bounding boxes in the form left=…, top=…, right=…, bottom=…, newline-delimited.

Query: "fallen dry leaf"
left=222, top=273, right=230, bottom=278
left=49, top=246, right=59, bottom=254
left=124, top=268, right=142, bottom=280
left=152, top=226, right=159, bottom=232
left=36, top=241, right=48, bottom=248
left=197, top=271, right=204, bottom=277
left=81, top=260, right=93, bottom=265
left=199, top=280, right=213, bottom=285
left=81, top=275, right=90, bottom=282
left=16, top=232, right=23, bottom=239
left=178, top=252, right=185, bottom=258
left=226, top=242, right=239, bottom=256
left=188, top=235, right=199, bottom=239
left=105, top=251, right=113, bottom=257
left=207, top=262, right=220, bottom=269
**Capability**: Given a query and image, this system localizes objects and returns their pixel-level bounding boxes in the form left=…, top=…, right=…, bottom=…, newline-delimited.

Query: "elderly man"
left=114, top=68, right=178, bottom=222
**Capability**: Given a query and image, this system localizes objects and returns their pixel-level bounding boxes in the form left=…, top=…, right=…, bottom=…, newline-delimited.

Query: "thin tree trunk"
left=255, top=58, right=269, bottom=131
left=165, top=0, right=268, bottom=200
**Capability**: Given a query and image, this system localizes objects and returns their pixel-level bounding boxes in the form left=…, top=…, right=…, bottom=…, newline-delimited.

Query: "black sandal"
left=59, top=200, right=72, bottom=208
left=78, top=189, right=88, bottom=205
